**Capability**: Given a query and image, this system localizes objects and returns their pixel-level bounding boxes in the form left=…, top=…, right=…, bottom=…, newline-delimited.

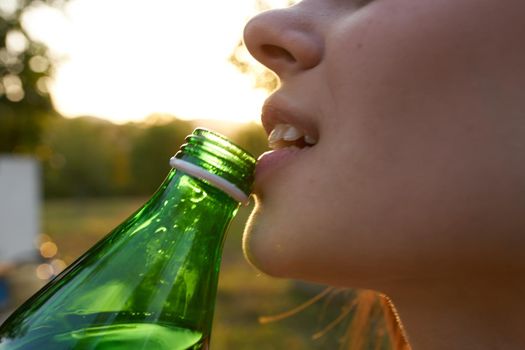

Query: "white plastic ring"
left=170, top=157, right=250, bottom=205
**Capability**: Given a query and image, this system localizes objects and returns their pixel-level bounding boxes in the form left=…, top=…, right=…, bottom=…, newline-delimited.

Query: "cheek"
left=325, top=0, right=494, bottom=113
left=244, top=114, right=525, bottom=287
left=327, top=118, right=525, bottom=283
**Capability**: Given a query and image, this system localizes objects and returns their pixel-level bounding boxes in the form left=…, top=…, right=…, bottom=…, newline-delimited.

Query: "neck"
left=386, top=275, right=525, bottom=350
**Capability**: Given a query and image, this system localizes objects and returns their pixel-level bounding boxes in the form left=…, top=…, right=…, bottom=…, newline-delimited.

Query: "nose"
left=243, top=7, right=324, bottom=78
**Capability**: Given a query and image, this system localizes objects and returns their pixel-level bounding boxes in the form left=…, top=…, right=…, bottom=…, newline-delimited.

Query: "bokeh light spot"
left=40, top=241, right=58, bottom=258
left=36, top=264, right=54, bottom=280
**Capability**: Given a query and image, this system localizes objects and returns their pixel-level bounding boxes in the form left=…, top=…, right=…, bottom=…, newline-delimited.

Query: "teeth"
left=282, top=125, right=303, bottom=141
left=304, top=135, right=317, bottom=145
left=268, top=124, right=288, bottom=145
left=268, top=123, right=317, bottom=149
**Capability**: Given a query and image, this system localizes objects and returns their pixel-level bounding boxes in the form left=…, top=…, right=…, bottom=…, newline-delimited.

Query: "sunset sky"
left=21, top=0, right=291, bottom=124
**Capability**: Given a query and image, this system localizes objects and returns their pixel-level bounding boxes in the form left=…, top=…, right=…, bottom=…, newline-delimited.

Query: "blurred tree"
left=0, top=0, right=63, bottom=153
left=129, top=118, right=193, bottom=195
left=229, top=40, right=279, bottom=93
left=41, top=115, right=189, bottom=198
left=43, top=117, right=117, bottom=197
left=41, top=116, right=268, bottom=198
left=230, top=122, right=268, bottom=158
left=228, top=0, right=298, bottom=93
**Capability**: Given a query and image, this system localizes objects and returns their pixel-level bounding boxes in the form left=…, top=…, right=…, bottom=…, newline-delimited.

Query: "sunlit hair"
left=260, top=288, right=411, bottom=349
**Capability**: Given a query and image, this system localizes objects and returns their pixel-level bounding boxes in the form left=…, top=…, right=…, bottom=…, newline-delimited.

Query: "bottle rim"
left=171, top=128, right=255, bottom=205
left=193, top=128, right=254, bottom=159
left=169, top=157, right=250, bottom=205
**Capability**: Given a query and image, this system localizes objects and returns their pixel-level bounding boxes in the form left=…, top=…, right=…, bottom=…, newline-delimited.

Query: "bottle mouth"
left=170, top=158, right=250, bottom=204
left=171, top=128, right=256, bottom=204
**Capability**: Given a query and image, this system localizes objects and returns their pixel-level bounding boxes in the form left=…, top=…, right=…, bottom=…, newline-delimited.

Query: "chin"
left=243, top=201, right=346, bottom=286
left=242, top=199, right=300, bottom=279
left=243, top=205, right=399, bottom=293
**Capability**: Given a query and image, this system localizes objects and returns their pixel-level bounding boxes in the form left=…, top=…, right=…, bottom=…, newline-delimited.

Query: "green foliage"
left=43, top=117, right=118, bottom=197
left=0, top=0, right=277, bottom=198
left=0, top=0, right=61, bottom=153
left=129, top=119, right=193, bottom=195
left=40, top=116, right=268, bottom=198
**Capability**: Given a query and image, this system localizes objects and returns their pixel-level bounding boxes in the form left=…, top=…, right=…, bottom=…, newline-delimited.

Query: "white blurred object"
left=0, top=156, right=40, bottom=263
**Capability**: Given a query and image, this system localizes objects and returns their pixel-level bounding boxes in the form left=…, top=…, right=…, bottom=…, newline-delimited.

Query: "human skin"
left=242, top=0, right=525, bottom=348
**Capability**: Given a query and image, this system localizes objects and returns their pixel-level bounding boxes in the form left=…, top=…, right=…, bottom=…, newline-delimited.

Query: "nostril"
left=261, top=44, right=296, bottom=64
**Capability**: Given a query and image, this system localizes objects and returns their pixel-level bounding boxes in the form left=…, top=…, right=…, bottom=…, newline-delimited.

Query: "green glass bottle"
left=0, top=128, right=256, bottom=350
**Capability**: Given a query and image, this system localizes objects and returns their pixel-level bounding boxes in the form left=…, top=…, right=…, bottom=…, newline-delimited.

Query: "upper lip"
left=261, top=94, right=319, bottom=141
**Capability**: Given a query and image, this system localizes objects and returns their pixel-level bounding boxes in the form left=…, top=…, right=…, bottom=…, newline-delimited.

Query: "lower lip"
left=254, top=147, right=309, bottom=187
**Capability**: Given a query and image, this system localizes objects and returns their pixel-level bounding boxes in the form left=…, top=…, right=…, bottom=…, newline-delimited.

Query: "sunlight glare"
left=20, top=0, right=293, bottom=124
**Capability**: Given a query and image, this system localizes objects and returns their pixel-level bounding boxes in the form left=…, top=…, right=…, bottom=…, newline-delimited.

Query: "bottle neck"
left=153, top=168, right=240, bottom=219
left=137, top=168, right=238, bottom=332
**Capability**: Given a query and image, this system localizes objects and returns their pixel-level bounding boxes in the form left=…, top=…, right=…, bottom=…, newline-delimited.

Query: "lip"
left=254, top=146, right=312, bottom=191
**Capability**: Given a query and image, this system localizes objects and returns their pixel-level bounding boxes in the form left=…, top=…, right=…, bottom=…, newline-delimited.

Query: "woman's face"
left=242, top=0, right=525, bottom=291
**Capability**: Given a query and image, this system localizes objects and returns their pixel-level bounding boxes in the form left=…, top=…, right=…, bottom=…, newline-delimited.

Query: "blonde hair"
left=260, top=288, right=410, bottom=350
left=342, top=290, right=410, bottom=350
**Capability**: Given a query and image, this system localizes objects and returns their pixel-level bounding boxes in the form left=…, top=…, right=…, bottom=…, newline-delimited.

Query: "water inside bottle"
left=0, top=311, right=208, bottom=350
